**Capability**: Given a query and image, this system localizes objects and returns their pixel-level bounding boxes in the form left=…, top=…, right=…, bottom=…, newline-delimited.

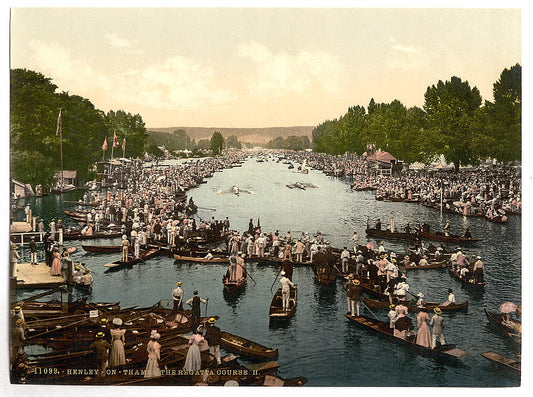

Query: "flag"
left=122, top=137, right=126, bottom=151
left=113, top=131, right=119, bottom=148
left=102, top=137, right=108, bottom=151
left=55, top=109, right=62, bottom=135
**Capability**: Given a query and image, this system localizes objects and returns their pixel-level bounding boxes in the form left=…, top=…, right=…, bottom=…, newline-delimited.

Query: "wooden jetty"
left=13, top=262, right=67, bottom=289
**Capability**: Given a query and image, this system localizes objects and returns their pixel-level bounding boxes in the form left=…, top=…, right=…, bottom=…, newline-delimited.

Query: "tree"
left=225, top=135, right=242, bottom=149
left=423, top=76, right=483, bottom=172
left=484, top=64, right=521, bottom=162
left=104, top=110, right=148, bottom=159
left=210, top=131, right=225, bottom=155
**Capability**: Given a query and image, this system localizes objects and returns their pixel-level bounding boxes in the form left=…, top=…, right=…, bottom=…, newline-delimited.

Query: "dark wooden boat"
left=82, top=244, right=122, bottom=253
left=481, top=351, right=520, bottom=376
left=447, top=265, right=486, bottom=288
left=363, top=298, right=468, bottom=312
left=344, top=313, right=466, bottom=363
left=174, top=254, right=229, bottom=263
left=104, top=248, right=160, bottom=272
left=223, top=272, right=247, bottom=294
left=313, top=266, right=337, bottom=285
left=416, top=229, right=482, bottom=244
left=63, top=231, right=122, bottom=241
left=269, top=287, right=297, bottom=319
left=220, top=330, right=278, bottom=360
left=484, top=309, right=521, bottom=342
left=366, top=228, right=418, bottom=241
left=354, top=276, right=390, bottom=300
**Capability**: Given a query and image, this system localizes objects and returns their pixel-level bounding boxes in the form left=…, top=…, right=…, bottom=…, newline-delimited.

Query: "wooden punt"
left=416, top=229, right=482, bottom=244
left=104, top=248, right=160, bottom=272
left=173, top=254, right=229, bottom=263
left=344, top=313, right=466, bottom=363
left=82, top=244, right=122, bottom=253
left=269, top=287, right=297, bottom=319
left=223, top=272, right=247, bottom=294
left=481, top=351, right=520, bottom=376
left=366, top=228, right=418, bottom=241
left=313, top=266, right=337, bottom=285
left=363, top=297, right=468, bottom=312
left=220, top=330, right=278, bottom=360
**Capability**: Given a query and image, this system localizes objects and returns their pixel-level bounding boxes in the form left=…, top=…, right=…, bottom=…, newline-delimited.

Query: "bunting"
left=55, top=109, right=62, bottom=135
left=102, top=137, right=108, bottom=151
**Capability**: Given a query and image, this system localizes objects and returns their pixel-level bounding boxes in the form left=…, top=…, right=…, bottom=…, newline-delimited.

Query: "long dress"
left=50, top=252, right=62, bottom=275
left=415, top=311, right=432, bottom=347
left=109, top=328, right=126, bottom=367
left=144, top=340, right=161, bottom=378
left=183, top=334, right=204, bottom=371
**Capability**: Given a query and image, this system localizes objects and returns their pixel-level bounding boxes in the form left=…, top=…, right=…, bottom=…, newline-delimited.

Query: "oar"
left=205, top=298, right=209, bottom=317
left=198, top=207, right=216, bottom=211
left=270, top=267, right=283, bottom=293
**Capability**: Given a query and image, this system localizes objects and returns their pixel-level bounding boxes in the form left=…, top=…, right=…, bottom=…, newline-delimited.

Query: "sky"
left=9, top=5, right=522, bottom=129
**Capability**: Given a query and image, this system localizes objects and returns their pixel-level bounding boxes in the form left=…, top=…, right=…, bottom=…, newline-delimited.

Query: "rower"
left=443, top=220, right=451, bottom=236
left=464, top=228, right=472, bottom=239
left=375, top=219, right=382, bottom=231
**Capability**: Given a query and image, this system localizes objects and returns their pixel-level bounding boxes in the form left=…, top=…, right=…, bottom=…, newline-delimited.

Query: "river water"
left=14, top=156, right=522, bottom=387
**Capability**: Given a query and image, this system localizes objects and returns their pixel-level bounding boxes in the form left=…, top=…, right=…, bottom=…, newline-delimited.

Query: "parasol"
left=366, top=242, right=377, bottom=250
left=498, top=302, right=517, bottom=313
left=394, top=316, right=412, bottom=331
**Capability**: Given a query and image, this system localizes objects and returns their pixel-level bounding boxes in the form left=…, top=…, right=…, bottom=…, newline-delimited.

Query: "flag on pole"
left=102, top=137, right=108, bottom=151
left=55, top=109, right=62, bottom=135
left=113, top=131, right=119, bottom=148
left=122, top=137, right=126, bottom=151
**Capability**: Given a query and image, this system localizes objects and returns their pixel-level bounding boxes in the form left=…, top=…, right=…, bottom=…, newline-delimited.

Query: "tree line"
left=312, top=64, right=521, bottom=171
left=10, top=68, right=148, bottom=189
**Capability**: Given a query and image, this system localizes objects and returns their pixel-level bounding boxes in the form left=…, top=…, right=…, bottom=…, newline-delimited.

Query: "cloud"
left=25, top=41, right=236, bottom=111
left=386, top=38, right=431, bottom=71
left=105, top=33, right=144, bottom=55
left=238, top=41, right=345, bottom=98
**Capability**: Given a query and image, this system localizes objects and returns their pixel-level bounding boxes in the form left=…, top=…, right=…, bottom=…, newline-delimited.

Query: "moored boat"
left=484, top=309, right=521, bottom=342
left=223, top=272, right=247, bottom=294
left=63, top=231, right=122, bottom=241
left=174, top=254, right=229, bottom=263
left=344, top=313, right=466, bottom=363
left=404, top=261, right=447, bottom=270
left=220, top=330, right=279, bottom=361
left=104, top=248, right=160, bottom=272
left=82, top=244, right=122, bottom=253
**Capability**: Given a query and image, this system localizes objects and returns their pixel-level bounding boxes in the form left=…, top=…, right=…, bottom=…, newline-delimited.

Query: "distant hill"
left=147, top=126, right=314, bottom=144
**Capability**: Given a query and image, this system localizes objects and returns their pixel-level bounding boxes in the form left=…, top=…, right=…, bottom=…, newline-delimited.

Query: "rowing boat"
left=313, top=266, right=337, bottom=285
left=365, top=228, right=418, bottom=241
left=174, top=254, right=229, bottom=263
left=484, top=309, right=521, bottom=342
left=416, top=229, right=482, bottom=244
left=344, top=313, right=466, bottom=363
left=269, top=287, right=297, bottom=319
left=481, top=351, right=520, bottom=376
left=447, top=265, right=486, bottom=288
left=404, top=261, right=446, bottom=270
left=363, top=297, right=468, bottom=312
left=220, top=330, right=278, bottom=360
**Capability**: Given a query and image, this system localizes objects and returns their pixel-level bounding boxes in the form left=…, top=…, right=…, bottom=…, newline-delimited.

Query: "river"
left=14, top=156, right=522, bottom=387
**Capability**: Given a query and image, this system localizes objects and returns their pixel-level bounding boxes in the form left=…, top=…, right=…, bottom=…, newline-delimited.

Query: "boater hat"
left=176, top=282, right=182, bottom=286
left=434, top=307, right=442, bottom=314
left=96, top=332, right=105, bottom=338
left=352, top=279, right=360, bottom=285
left=208, top=317, right=217, bottom=324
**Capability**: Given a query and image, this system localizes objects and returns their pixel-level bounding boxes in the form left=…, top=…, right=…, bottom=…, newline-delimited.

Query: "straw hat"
left=208, top=317, right=217, bottom=324
left=95, top=332, right=105, bottom=338
left=280, top=271, right=286, bottom=276
left=417, top=292, right=425, bottom=298
left=352, top=279, right=360, bottom=285
left=14, top=306, right=21, bottom=312
left=100, top=318, right=108, bottom=324
left=347, top=273, right=354, bottom=279
left=389, top=304, right=396, bottom=309
left=176, top=282, right=182, bottom=286
left=112, top=318, right=123, bottom=326
left=434, top=307, right=442, bottom=314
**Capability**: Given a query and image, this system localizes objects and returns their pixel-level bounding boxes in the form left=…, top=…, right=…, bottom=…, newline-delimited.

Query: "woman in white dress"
left=183, top=331, right=204, bottom=371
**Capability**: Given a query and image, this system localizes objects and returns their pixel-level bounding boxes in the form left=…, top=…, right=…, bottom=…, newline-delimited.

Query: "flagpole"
left=111, top=130, right=115, bottom=160
left=58, top=109, right=63, bottom=191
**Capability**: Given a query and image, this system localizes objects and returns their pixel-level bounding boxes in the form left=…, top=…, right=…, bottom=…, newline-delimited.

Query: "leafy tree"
left=210, top=131, right=225, bottom=155
left=146, top=143, right=164, bottom=158
left=423, top=76, right=483, bottom=172
left=196, top=139, right=211, bottom=150
left=104, top=110, right=148, bottom=159
left=226, top=135, right=242, bottom=149
left=10, top=151, right=56, bottom=188
left=485, top=64, right=521, bottom=162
